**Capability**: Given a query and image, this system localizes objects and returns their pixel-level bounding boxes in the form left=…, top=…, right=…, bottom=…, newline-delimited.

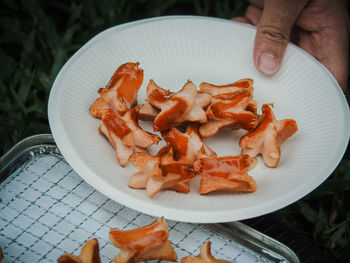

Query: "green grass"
left=0, top=1, right=349, bottom=261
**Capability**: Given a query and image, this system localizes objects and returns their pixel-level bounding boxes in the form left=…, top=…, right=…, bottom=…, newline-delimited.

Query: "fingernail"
left=258, top=52, right=279, bottom=75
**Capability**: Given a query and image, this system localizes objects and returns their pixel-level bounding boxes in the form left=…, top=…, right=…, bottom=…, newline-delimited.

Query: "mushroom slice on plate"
left=198, top=79, right=258, bottom=138
left=129, top=146, right=196, bottom=197
left=199, top=78, right=253, bottom=97
left=138, top=103, right=159, bottom=120
left=90, top=62, right=144, bottom=117
left=206, top=90, right=259, bottom=131
left=161, top=125, right=216, bottom=164
left=194, top=155, right=257, bottom=195
left=146, top=80, right=211, bottom=131
left=239, top=104, right=298, bottom=168
left=99, top=107, right=160, bottom=167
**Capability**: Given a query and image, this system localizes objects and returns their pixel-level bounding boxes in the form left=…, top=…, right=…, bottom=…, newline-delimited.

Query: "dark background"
left=0, top=0, right=349, bottom=261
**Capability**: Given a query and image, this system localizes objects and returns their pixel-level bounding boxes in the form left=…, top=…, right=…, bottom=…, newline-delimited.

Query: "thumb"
left=254, top=0, right=308, bottom=75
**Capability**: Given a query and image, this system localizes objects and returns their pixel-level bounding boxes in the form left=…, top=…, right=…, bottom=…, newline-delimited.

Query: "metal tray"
left=0, top=134, right=300, bottom=263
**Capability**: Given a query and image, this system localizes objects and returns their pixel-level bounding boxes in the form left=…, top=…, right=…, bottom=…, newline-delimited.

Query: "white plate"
left=48, top=16, right=350, bottom=223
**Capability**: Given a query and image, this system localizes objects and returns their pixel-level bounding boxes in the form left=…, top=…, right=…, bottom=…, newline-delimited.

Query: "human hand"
left=233, top=0, right=349, bottom=91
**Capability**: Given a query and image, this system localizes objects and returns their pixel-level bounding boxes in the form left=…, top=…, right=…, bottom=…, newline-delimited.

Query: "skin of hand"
left=233, top=0, right=349, bottom=91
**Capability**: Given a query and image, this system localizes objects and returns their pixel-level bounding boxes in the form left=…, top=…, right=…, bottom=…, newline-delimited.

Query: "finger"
left=318, top=37, right=348, bottom=91
left=295, top=0, right=349, bottom=91
left=245, top=4, right=263, bottom=26
left=298, top=28, right=349, bottom=91
left=254, top=0, right=308, bottom=75
left=249, top=0, right=264, bottom=8
left=232, top=4, right=263, bottom=26
left=231, top=17, right=252, bottom=25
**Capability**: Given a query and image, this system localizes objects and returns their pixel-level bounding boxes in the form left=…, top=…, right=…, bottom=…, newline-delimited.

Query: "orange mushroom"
left=198, top=79, right=258, bottom=138
left=138, top=103, right=159, bottom=120
left=90, top=62, right=144, bottom=117
left=99, top=107, right=160, bottom=166
left=146, top=80, right=211, bottom=131
left=239, top=104, right=298, bottom=168
left=205, top=90, right=258, bottom=131
left=109, top=217, right=177, bottom=263
left=129, top=146, right=196, bottom=197
left=161, top=125, right=216, bottom=164
left=181, top=241, right=232, bottom=263
left=57, top=239, right=101, bottom=263
left=199, top=78, right=253, bottom=97
left=194, top=155, right=257, bottom=194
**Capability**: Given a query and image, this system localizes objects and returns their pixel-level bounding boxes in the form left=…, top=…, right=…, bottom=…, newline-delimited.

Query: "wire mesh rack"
left=0, top=135, right=299, bottom=263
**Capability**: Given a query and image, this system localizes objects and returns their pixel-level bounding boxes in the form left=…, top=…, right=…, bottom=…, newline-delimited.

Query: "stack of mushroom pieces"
left=90, top=62, right=298, bottom=198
